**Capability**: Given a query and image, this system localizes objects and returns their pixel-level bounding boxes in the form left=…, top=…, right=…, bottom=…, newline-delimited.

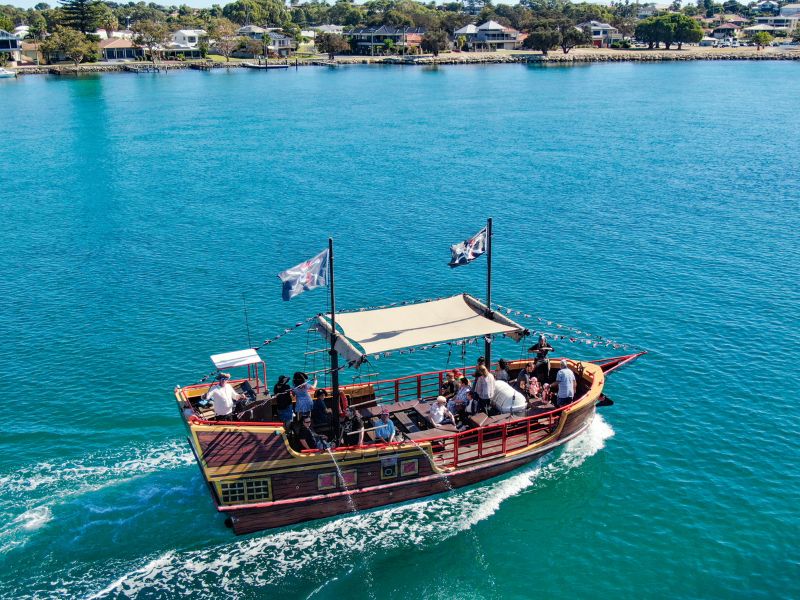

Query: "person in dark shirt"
left=340, top=406, right=364, bottom=446
left=273, top=375, right=293, bottom=424
left=440, top=370, right=460, bottom=399
left=311, top=389, right=332, bottom=428
left=529, top=335, right=554, bottom=382
left=298, top=415, right=329, bottom=451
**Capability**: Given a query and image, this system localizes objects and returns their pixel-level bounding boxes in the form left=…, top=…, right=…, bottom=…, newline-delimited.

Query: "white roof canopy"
left=316, top=294, right=525, bottom=364
left=211, top=348, right=263, bottom=369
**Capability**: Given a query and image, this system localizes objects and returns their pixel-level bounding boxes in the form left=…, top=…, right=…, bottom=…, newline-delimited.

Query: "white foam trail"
left=0, top=439, right=194, bottom=555
left=12, top=507, right=52, bottom=531
left=84, top=415, right=614, bottom=600
left=0, top=439, right=194, bottom=497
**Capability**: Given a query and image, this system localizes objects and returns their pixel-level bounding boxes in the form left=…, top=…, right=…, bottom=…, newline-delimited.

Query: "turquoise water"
left=1, top=62, right=798, bottom=599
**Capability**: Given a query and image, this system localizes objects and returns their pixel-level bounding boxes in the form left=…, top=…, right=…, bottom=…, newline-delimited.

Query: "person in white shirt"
left=430, top=396, right=457, bottom=428
left=554, top=360, right=576, bottom=408
left=474, top=365, right=495, bottom=414
left=204, top=372, right=244, bottom=420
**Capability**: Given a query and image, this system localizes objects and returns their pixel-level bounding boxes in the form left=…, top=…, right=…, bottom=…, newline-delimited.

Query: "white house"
left=779, top=3, right=800, bottom=17
left=754, top=13, right=799, bottom=33
left=0, top=29, right=22, bottom=63
left=13, top=25, right=29, bottom=39
left=172, top=29, right=206, bottom=48
left=454, top=21, right=521, bottom=51
left=578, top=21, right=623, bottom=47
left=314, top=24, right=344, bottom=35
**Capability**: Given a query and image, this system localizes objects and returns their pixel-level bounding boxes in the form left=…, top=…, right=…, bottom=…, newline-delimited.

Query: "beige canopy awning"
left=315, top=294, right=525, bottom=364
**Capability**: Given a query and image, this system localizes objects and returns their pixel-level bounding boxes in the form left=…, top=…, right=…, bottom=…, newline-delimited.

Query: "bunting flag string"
left=491, top=302, right=646, bottom=353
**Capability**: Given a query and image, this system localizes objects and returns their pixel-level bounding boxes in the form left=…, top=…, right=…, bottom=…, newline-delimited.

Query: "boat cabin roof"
left=211, top=348, right=264, bottom=369
left=316, top=293, right=525, bottom=364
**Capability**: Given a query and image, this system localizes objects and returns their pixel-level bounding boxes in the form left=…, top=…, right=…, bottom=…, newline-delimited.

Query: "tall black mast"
left=328, top=237, right=340, bottom=437
left=484, top=217, right=493, bottom=369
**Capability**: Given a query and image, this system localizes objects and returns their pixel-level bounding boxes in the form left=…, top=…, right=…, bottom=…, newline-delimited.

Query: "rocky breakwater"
left=537, top=49, right=800, bottom=63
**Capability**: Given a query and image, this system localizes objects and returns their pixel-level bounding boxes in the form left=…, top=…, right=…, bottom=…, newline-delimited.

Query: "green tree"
left=315, top=32, right=350, bottom=59
left=0, top=15, right=13, bottom=32
left=131, top=19, right=171, bottom=63
left=35, top=3, right=51, bottom=10
left=523, top=27, right=561, bottom=55
left=752, top=30, right=772, bottom=49
left=456, top=34, right=467, bottom=50
left=328, top=0, right=366, bottom=26
left=41, top=25, right=95, bottom=68
left=96, top=3, right=118, bottom=37
left=222, top=0, right=289, bottom=27
left=59, top=0, right=101, bottom=34
left=420, top=28, right=449, bottom=56
left=635, top=17, right=659, bottom=49
left=669, top=13, right=703, bottom=49
left=559, top=21, right=590, bottom=53
left=653, top=15, right=675, bottom=48
left=209, top=18, right=238, bottom=61
left=383, top=36, right=396, bottom=53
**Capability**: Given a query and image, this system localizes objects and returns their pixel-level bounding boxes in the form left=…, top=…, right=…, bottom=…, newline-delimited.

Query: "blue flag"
left=278, top=248, right=329, bottom=301
left=449, top=226, right=487, bottom=268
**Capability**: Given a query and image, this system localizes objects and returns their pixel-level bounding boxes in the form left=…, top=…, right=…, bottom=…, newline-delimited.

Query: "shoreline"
left=10, top=47, right=800, bottom=76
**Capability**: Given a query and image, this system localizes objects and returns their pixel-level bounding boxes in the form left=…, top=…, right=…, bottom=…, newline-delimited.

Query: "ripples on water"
left=0, top=63, right=798, bottom=599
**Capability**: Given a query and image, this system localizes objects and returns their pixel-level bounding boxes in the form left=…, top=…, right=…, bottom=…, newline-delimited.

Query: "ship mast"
left=484, top=216, right=493, bottom=369
left=328, top=237, right=340, bottom=437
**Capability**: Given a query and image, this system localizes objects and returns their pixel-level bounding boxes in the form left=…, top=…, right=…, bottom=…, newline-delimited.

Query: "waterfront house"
left=99, top=38, right=144, bottom=61
left=0, top=29, right=22, bottom=63
left=235, top=26, right=294, bottom=56
left=743, top=23, right=776, bottom=36
left=347, top=26, right=426, bottom=55
left=453, top=21, right=522, bottom=51
left=172, top=29, right=206, bottom=48
left=712, top=23, right=741, bottom=39
left=578, top=21, right=623, bottom=48
left=753, top=12, right=799, bottom=33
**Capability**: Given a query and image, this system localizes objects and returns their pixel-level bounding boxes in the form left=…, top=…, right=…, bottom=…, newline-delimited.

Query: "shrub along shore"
left=11, top=46, right=800, bottom=75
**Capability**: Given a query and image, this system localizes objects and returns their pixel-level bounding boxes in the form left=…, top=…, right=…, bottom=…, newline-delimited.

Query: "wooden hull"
left=228, top=406, right=594, bottom=534
left=175, top=356, right=636, bottom=536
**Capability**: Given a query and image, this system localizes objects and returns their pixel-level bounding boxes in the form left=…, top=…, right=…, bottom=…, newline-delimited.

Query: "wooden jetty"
left=242, top=61, right=290, bottom=70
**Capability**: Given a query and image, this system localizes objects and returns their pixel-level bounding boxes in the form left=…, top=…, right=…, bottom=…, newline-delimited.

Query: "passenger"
left=541, top=383, right=552, bottom=405
left=430, top=395, right=457, bottom=428
left=338, top=391, right=350, bottom=416
left=273, top=375, right=293, bottom=424
left=494, top=359, right=510, bottom=382
left=529, top=334, right=554, bottom=382
left=516, top=362, right=535, bottom=395
left=554, top=359, right=576, bottom=408
left=474, top=365, right=495, bottom=414
left=311, top=389, right=332, bottom=428
left=204, top=372, right=245, bottom=421
left=440, top=370, right=460, bottom=399
left=298, top=414, right=330, bottom=451
left=374, top=407, right=397, bottom=443
left=449, top=376, right=471, bottom=417
left=529, top=377, right=542, bottom=402
left=340, top=406, right=365, bottom=446
left=292, top=372, right=316, bottom=416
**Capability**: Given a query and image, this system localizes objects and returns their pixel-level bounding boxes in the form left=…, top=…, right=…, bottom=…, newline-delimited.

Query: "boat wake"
left=82, top=415, right=614, bottom=599
left=0, top=439, right=194, bottom=555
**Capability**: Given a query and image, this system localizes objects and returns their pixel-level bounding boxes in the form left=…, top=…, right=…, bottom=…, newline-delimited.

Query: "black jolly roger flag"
left=448, top=226, right=487, bottom=268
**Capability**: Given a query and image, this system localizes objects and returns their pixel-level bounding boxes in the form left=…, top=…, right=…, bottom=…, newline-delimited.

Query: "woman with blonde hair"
left=473, top=365, right=495, bottom=415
